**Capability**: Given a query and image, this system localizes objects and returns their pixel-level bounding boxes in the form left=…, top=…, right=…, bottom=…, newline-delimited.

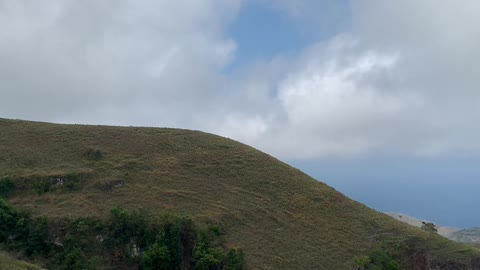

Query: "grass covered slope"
left=0, top=252, right=44, bottom=270
left=1, top=118, right=479, bottom=269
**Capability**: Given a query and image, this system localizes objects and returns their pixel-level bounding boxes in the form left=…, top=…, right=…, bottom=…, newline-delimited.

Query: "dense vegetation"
left=1, top=118, right=480, bottom=269
left=353, top=249, right=400, bottom=270
left=0, top=196, right=243, bottom=269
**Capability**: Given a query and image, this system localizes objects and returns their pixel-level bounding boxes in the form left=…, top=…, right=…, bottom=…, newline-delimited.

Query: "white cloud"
left=0, top=0, right=241, bottom=126
left=213, top=0, right=480, bottom=159
left=3, top=0, right=480, bottom=160
left=222, top=36, right=421, bottom=159
left=215, top=114, right=269, bottom=143
left=278, top=44, right=401, bottom=127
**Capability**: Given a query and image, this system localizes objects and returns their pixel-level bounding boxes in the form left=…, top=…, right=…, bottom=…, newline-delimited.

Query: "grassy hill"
left=386, top=212, right=459, bottom=237
left=1, top=118, right=480, bottom=269
left=449, top=228, right=480, bottom=245
left=386, top=212, right=480, bottom=247
left=0, top=252, right=44, bottom=270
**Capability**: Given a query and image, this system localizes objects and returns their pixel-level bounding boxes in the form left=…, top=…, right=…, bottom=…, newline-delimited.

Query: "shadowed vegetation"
left=0, top=199, right=242, bottom=270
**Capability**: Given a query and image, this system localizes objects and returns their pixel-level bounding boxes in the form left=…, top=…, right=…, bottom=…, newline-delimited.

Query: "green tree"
left=141, top=243, right=171, bottom=270
left=421, top=222, right=438, bottom=233
left=0, top=199, right=17, bottom=242
left=59, top=248, right=91, bottom=270
left=368, top=250, right=400, bottom=270
left=106, top=207, right=146, bottom=252
left=353, top=255, right=370, bottom=270
left=25, top=217, right=51, bottom=256
left=194, top=247, right=224, bottom=270
left=352, top=250, right=400, bottom=270
left=0, top=178, right=15, bottom=198
left=224, top=249, right=244, bottom=270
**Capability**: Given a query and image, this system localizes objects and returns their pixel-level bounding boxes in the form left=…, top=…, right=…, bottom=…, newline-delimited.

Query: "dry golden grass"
left=1, top=118, right=479, bottom=269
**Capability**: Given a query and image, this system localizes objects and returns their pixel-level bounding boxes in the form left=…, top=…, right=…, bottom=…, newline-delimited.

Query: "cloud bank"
left=1, top=0, right=480, bottom=160
left=0, top=0, right=240, bottom=126
left=217, top=0, right=480, bottom=159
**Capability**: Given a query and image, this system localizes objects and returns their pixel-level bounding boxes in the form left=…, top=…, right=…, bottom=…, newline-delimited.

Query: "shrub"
left=352, top=250, right=400, bottom=270
left=141, top=243, right=171, bottom=270
left=193, top=225, right=239, bottom=270
left=0, top=178, right=15, bottom=198
left=84, top=149, right=104, bottom=161
left=353, top=255, right=371, bottom=270
left=107, top=207, right=147, bottom=247
left=25, top=217, right=51, bottom=256
left=369, top=249, right=400, bottom=270
left=30, top=174, right=84, bottom=194
left=0, top=199, right=17, bottom=242
left=63, top=173, right=83, bottom=191
left=57, top=248, right=91, bottom=270
left=421, top=222, right=438, bottom=233
left=32, top=177, right=52, bottom=195
left=194, top=247, right=224, bottom=270
left=225, top=249, right=244, bottom=270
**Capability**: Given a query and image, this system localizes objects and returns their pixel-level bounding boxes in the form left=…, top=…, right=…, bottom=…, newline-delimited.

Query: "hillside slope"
left=1, top=118, right=479, bottom=269
left=449, top=228, right=480, bottom=245
left=386, top=212, right=480, bottom=246
left=0, top=252, right=44, bottom=270
left=386, top=212, right=459, bottom=237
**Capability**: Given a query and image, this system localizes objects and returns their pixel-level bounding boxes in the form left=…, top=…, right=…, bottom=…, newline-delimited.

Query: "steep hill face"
left=1, top=118, right=480, bottom=269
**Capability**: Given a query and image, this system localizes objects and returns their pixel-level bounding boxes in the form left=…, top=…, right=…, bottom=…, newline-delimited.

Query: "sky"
left=1, top=1, right=480, bottom=228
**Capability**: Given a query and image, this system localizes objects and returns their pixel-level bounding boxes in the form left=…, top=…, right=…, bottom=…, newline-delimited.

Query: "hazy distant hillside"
left=386, top=212, right=459, bottom=237
left=449, top=228, right=480, bottom=244
left=1, top=119, right=480, bottom=269
left=386, top=212, right=480, bottom=247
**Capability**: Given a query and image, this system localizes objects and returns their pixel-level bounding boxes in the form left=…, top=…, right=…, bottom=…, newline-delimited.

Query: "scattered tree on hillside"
left=352, top=249, right=400, bottom=270
left=421, top=222, right=438, bottom=233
